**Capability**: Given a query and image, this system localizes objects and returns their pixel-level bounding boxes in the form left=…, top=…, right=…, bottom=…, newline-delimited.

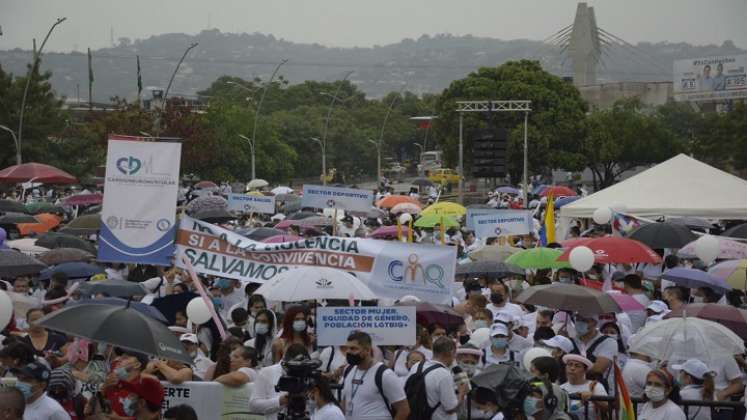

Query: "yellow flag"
left=440, top=215, right=446, bottom=245
left=545, top=194, right=556, bottom=244
left=396, top=219, right=403, bottom=241
left=408, top=219, right=413, bottom=243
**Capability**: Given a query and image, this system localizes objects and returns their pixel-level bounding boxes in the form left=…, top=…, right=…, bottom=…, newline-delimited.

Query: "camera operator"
left=249, top=343, right=310, bottom=420
left=308, top=376, right=344, bottom=420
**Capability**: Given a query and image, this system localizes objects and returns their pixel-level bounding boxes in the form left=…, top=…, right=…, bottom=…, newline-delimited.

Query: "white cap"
left=168, top=326, right=190, bottom=335
left=541, top=336, right=574, bottom=354
left=647, top=300, right=669, bottom=314
left=672, top=359, right=716, bottom=380
left=179, top=333, right=198, bottom=344
left=271, top=213, right=286, bottom=221
left=490, top=323, right=509, bottom=337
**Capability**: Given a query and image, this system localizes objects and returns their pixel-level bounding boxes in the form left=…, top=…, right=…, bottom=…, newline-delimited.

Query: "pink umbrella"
left=371, top=225, right=409, bottom=239
left=63, top=193, right=103, bottom=206
left=0, top=162, right=77, bottom=184
left=195, top=180, right=218, bottom=189
left=262, top=234, right=302, bottom=243
left=680, top=237, right=747, bottom=260
left=605, top=291, right=645, bottom=312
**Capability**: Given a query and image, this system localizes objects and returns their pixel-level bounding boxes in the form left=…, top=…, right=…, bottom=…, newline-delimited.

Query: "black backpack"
left=343, top=363, right=394, bottom=417
left=403, top=361, right=445, bottom=420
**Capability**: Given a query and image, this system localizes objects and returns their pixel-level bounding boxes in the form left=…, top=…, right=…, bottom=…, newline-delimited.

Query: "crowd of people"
left=0, top=180, right=746, bottom=420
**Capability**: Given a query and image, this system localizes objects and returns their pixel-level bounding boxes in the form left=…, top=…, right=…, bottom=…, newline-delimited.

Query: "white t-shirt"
left=679, top=385, right=711, bottom=420
left=621, top=358, right=651, bottom=399
left=560, top=381, right=607, bottom=420
left=23, top=393, right=71, bottom=420
left=408, top=360, right=458, bottom=420
left=628, top=293, right=650, bottom=332
left=193, top=352, right=216, bottom=380
left=238, top=366, right=258, bottom=382
left=311, top=402, right=346, bottom=420
left=486, top=302, right=525, bottom=319
left=317, top=346, right=347, bottom=374
left=342, top=362, right=406, bottom=420
left=712, top=355, right=741, bottom=392
left=638, top=400, right=686, bottom=420
left=249, top=363, right=286, bottom=420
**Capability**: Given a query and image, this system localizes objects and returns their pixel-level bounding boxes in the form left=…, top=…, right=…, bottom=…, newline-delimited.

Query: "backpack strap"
left=585, top=335, right=612, bottom=362
left=325, top=346, right=335, bottom=372
left=342, top=364, right=354, bottom=381
left=420, top=363, right=445, bottom=415
left=374, top=364, right=395, bottom=418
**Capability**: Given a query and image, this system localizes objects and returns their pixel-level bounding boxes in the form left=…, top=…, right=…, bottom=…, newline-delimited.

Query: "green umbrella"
left=505, top=247, right=571, bottom=269
left=25, top=202, right=65, bottom=215
left=58, top=214, right=101, bottom=236
left=414, top=213, right=460, bottom=229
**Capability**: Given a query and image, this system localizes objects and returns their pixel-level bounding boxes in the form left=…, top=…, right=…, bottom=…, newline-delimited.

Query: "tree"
left=433, top=60, right=588, bottom=183
left=582, top=98, right=683, bottom=189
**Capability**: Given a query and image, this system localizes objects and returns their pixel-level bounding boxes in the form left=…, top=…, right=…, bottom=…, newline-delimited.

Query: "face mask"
left=644, top=385, right=666, bottom=402
left=346, top=352, right=363, bottom=366
left=558, top=276, right=572, bottom=284
left=459, top=335, right=470, bottom=345
left=523, top=396, right=541, bottom=417
left=575, top=321, right=590, bottom=337
left=212, top=297, right=223, bottom=310
left=122, top=397, right=137, bottom=417
left=473, top=320, right=489, bottom=330
left=15, top=381, right=33, bottom=400
left=292, top=320, right=307, bottom=333
left=255, top=322, right=269, bottom=335
left=491, top=337, right=509, bottom=349
left=490, top=293, right=505, bottom=305
left=115, top=366, right=129, bottom=380
left=458, top=362, right=477, bottom=377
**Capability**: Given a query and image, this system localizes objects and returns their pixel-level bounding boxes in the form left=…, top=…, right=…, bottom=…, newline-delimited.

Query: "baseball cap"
left=168, top=326, right=191, bottom=335
left=179, top=333, right=198, bottom=344
left=647, top=300, right=669, bottom=314
left=672, top=359, right=716, bottom=380
left=121, top=376, right=165, bottom=406
left=11, top=361, right=50, bottom=382
left=562, top=354, right=593, bottom=369
left=541, top=336, right=574, bottom=354
left=490, top=323, right=509, bottom=337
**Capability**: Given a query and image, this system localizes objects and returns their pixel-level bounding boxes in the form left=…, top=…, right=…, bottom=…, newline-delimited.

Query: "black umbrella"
left=724, top=223, right=747, bottom=240
left=37, top=303, right=192, bottom=364
left=244, top=227, right=285, bottom=241
left=194, top=208, right=237, bottom=224
left=58, top=214, right=101, bottom=236
left=669, top=217, right=716, bottom=231
left=152, top=292, right=199, bottom=325
left=36, top=232, right=97, bottom=254
left=629, top=222, right=697, bottom=249
left=78, top=279, right=146, bottom=298
left=0, top=213, right=38, bottom=224
left=287, top=211, right=317, bottom=220
left=73, top=297, right=169, bottom=323
left=515, top=283, right=621, bottom=315
left=0, top=250, right=47, bottom=277
left=470, top=364, right=531, bottom=412
left=456, top=261, right=524, bottom=277
left=0, top=199, right=28, bottom=214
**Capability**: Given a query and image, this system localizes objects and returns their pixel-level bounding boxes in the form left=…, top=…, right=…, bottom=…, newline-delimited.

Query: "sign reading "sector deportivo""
left=301, top=184, right=373, bottom=213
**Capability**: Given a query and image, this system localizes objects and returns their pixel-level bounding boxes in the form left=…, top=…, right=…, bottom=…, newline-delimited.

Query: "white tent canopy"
left=560, top=154, right=747, bottom=219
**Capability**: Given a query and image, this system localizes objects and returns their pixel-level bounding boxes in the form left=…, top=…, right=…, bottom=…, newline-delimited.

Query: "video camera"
left=275, top=357, right=322, bottom=420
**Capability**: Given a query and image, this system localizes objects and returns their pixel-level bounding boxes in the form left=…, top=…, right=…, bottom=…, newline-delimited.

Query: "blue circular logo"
left=156, top=219, right=171, bottom=232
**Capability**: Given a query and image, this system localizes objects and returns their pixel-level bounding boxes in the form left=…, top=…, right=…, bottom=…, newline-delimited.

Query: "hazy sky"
left=1, top=0, right=746, bottom=52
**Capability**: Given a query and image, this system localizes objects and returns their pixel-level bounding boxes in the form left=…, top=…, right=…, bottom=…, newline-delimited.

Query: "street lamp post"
left=318, top=71, right=354, bottom=185
left=16, top=17, right=67, bottom=165
left=249, top=58, right=288, bottom=180
left=0, top=125, right=20, bottom=163
left=238, top=135, right=255, bottom=180
left=367, top=139, right=381, bottom=188
left=310, top=137, right=325, bottom=184
left=414, top=142, right=424, bottom=159
left=155, top=42, right=198, bottom=138
left=373, top=83, right=406, bottom=186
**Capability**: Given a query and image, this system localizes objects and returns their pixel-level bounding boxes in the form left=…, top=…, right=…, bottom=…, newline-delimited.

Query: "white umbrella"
left=629, top=317, right=744, bottom=368
left=247, top=179, right=269, bottom=190
left=254, top=267, right=377, bottom=301
left=271, top=186, right=294, bottom=195
left=6, top=238, right=50, bottom=257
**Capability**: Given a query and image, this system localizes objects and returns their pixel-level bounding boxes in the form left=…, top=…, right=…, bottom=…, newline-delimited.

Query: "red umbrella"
left=558, top=236, right=662, bottom=264
left=665, top=303, right=747, bottom=341
left=540, top=185, right=576, bottom=197
left=0, top=162, right=77, bottom=184
left=371, top=225, right=409, bottom=239
left=561, top=237, right=594, bottom=249
left=194, top=180, right=218, bottom=189
left=63, top=193, right=103, bottom=206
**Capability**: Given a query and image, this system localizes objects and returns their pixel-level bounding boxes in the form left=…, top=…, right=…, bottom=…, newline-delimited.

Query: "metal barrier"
left=567, top=394, right=745, bottom=420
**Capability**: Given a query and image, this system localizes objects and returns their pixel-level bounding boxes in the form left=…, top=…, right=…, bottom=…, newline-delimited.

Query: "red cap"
left=121, top=376, right=164, bottom=406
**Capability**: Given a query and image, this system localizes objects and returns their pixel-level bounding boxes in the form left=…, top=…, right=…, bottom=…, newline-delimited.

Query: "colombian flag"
left=615, top=362, right=636, bottom=420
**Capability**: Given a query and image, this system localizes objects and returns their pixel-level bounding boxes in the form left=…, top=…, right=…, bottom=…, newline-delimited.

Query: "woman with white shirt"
left=638, top=369, right=686, bottom=420
left=309, top=377, right=345, bottom=420
left=672, top=359, right=715, bottom=420
left=244, top=309, right=276, bottom=367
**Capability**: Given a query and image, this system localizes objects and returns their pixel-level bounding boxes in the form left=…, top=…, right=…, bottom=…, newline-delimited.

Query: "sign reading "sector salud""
left=227, top=193, right=276, bottom=214
left=316, top=306, right=416, bottom=346
left=301, top=184, right=373, bottom=213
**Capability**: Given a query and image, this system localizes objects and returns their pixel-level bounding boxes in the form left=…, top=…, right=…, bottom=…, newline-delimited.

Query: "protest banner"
left=301, top=184, right=373, bottom=213
left=160, top=381, right=261, bottom=419
left=98, top=135, right=181, bottom=265
left=465, top=207, right=503, bottom=230
left=175, top=216, right=456, bottom=304
left=316, top=306, right=416, bottom=346
left=227, top=193, right=276, bottom=214
left=473, top=210, right=533, bottom=239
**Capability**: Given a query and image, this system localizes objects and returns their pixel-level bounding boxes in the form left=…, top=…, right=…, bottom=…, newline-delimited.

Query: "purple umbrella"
left=496, top=186, right=519, bottom=195
left=605, top=292, right=645, bottom=312
left=370, top=225, right=409, bottom=239
left=662, top=267, right=732, bottom=292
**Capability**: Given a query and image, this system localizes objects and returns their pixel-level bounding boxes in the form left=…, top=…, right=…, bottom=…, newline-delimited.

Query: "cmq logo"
left=387, top=253, right=445, bottom=289
left=116, top=156, right=142, bottom=175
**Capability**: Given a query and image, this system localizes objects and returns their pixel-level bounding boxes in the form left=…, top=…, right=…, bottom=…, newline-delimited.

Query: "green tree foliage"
left=433, top=60, right=588, bottom=182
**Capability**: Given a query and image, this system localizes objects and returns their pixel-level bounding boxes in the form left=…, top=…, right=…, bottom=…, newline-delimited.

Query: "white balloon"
left=186, top=297, right=211, bottom=325
left=398, top=213, right=413, bottom=224
left=569, top=246, right=595, bottom=272
left=522, top=347, right=553, bottom=371
left=0, top=290, right=11, bottom=331
left=592, top=207, right=612, bottom=224
left=468, top=327, right=491, bottom=349
left=694, top=235, right=720, bottom=265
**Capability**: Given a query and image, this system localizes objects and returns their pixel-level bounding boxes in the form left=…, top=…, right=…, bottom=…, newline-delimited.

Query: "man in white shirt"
left=179, top=333, right=214, bottom=380
left=621, top=352, right=653, bottom=399
left=249, top=343, right=310, bottom=420
left=485, top=281, right=524, bottom=319
left=11, top=361, right=70, bottom=420
left=622, top=274, right=650, bottom=332
left=408, top=337, right=467, bottom=420
left=571, top=314, right=618, bottom=389
left=341, top=331, right=410, bottom=420
left=492, top=313, right=531, bottom=355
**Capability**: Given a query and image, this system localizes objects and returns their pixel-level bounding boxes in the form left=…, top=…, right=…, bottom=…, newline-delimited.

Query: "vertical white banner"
left=98, top=135, right=181, bottom=265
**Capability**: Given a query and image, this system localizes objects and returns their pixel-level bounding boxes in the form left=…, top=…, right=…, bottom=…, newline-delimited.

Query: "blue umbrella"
left=662, top=267, right=732, bottom=292
left=555, top=196, right=581, bottom=208
left=39, top=262, right=104, bottom=280
left=495, top=186, right=520, bottom=195
left=72, top=297, right=168, bottom=324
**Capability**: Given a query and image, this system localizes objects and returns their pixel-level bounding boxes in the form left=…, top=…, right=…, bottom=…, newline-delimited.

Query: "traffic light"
left=471, top=128, right=508, bottom=178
